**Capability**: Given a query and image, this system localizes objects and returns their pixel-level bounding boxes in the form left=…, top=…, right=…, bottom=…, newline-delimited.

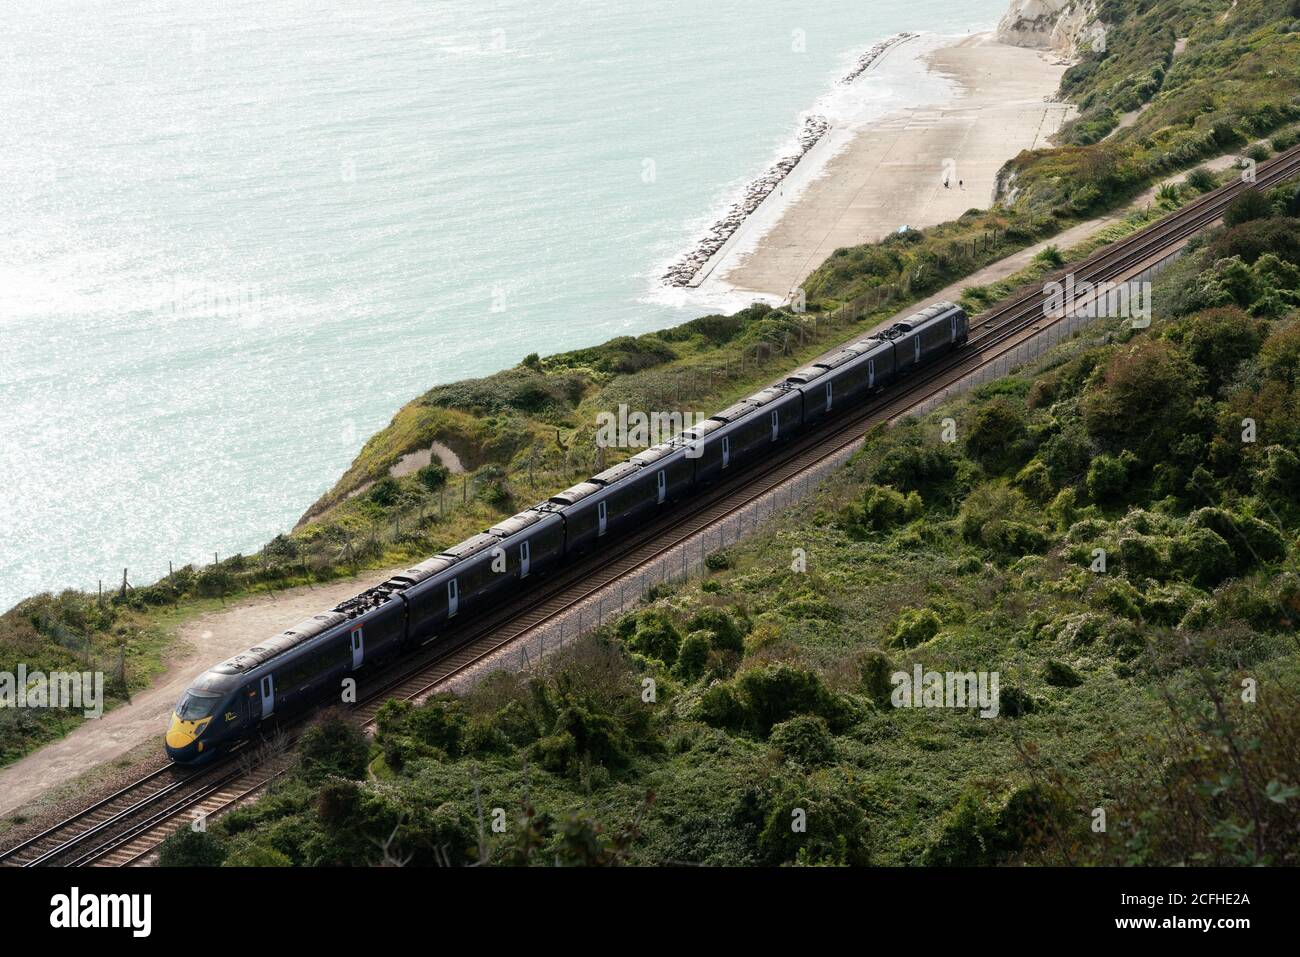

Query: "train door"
left=448, top=577, right=459, bottom=618
left=868, top=358, right=876, bottom=388
left=914, top=336, right=921, bottom=364
left=259, top=673, right=275, bottom=719
left=351, top=626, right=364, bottom=669
left=519, top=539, right=531, bottom=579
left=597, top=500, right=608, bottom=536
left=656, top=469, right=667, bottom=504
left=825, top=381, right=833, bottom=412
left=770, top=410, right=779, bottom=442
left=950, top=313, right=958, bottom=343
left=722, top=435, right=730, bottom=469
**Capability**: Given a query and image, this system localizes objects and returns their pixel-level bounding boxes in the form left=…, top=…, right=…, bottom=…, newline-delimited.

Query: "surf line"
left=662, top=31, right=918, bottom=288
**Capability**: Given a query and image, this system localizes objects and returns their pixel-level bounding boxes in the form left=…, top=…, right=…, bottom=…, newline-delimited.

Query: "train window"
left=351, top=627, right=363, bottom=651
left=176, top=690, right=220, bottom=720
left=721, top=435, right=730, bottom=468
left=825, top=381, right=833, bottom=411
left=770, top=410, right=779, bottom=442
left=656, top=470, right=667, bottom=504
left=520, top=539, right=531, bottom=578
left=597, top=500, right=607, bottom=536
left=448, top=577, right=459, bottom=617
left=914, top=337, right=921, bottom=362
left=951, top=314, right=958, bottom=341
left=868, top=358, right=875, bottom=388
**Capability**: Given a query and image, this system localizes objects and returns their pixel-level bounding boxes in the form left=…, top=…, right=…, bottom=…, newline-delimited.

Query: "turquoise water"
left=0, top=0, right=1007, bottom=609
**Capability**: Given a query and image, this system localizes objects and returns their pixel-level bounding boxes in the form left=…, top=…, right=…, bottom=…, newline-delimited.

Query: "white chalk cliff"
left=997, top=0, right=1101, bottom=56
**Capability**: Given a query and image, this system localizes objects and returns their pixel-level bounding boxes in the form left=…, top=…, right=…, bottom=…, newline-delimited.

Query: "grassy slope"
left=4, top=0, right=1300, bottom=774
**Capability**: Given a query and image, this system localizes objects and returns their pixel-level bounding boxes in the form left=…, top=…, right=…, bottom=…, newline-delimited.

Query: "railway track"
left=6, top=145, right=1297, bottom=869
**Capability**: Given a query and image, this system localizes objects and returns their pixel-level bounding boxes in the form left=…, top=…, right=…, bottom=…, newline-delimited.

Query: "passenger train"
left=165, top=301, right=969, bottom=762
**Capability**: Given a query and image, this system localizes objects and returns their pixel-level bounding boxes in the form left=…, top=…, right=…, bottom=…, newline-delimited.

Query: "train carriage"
left=488, top=506, right=566, bottom=583
left=692, top=385, right=802, bottom=485
left=785, top=363, right=832, bottom=423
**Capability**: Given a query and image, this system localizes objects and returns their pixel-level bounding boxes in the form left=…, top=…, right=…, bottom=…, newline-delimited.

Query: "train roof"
left=914, top=300, right=960, bottom=318
left=211, top=611, right=347, bottom=675
left=591, top=461, right=641, bottom=486
left=824, top=348, right=868, bottom=369
left=489, top=508, right=551, bottom=539
left=629, top=443, right=678, bottom=466
left=386, top=555, right=456, bottom=589
left=550, top=480, right=601, bottom=505
left=439, top=532, right=501, bottom=561
left=679, top=418, right=724, bottom=440
left=746, top=385, right=791, bottom=407
left=848, top=336, right=893, bottom=354
left=786, top=364, right=826, bottom=383
left=710, top=399, right=757, bottom=424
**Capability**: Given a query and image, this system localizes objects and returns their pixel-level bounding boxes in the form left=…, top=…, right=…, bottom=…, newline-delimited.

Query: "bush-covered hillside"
left=163, top=192, right=1300, bottom=867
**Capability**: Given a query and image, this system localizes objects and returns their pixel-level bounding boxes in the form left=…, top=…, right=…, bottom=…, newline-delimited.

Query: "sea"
left=0, top=0, right=1010, bottom=610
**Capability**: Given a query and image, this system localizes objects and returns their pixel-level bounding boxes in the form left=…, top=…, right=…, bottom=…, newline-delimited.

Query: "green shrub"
left=416, top=463, right=449, bottom=491
left=1162, top=307, right=1265, bottom=390
left=859, top=650, right=896, bottom=707
left=535, top=730, right=577, bottom=774
left=889, top=608, right=942, bottom=649
left=367, top=477, right=400, bottom=507
left=223, top=844, right=292, bottom=867
left=1118, top=533, right=1167, bottom=579
left=685, top=607, right=746, bottom=655
left=871, top=437, right=959, bottom=495
left=159, top=827, right=227, bottom=867
left=998, top=685, right=1037, bottom=718
left=1224, top=189, right=1274, bottom=227
left=845, top=483, right=923, bottom=534
left=965, top=398, right=1031, bottom=473
left=629, top=610, right=682, bottom=666
left=675, top=632, right=711, bottom=680
left=405, top=695, right=468, bottom=757
left=1033, top=244, right=1065, bottom=267
left=698, top=665, right=853, bottom=737
left=704, top=550, right=733, bottom=571
left=1014, top=459, right=1055, bottom=502
left=697, top=682, right=745, bottom=729
left=297, top=710, right=371, bottom=782
left=1081, top=339, right=1203, bottom=465
left=1185, top=167, right=1217, bottom=193
left=1169, top=527, right=1236, bottom=587
left=1189, top=508, right=1287, bottom=569
left=769, top=714, right=836, bottom=768
left=1042, top=659, right=1084, bottom=688
left=758, top=771, right=871, bottom=866
left=1086, top=453, right=1130, bottom=502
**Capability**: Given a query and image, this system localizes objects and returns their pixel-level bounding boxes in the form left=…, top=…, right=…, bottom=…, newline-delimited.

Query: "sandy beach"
left=695, top=32, right=1076, bottom=302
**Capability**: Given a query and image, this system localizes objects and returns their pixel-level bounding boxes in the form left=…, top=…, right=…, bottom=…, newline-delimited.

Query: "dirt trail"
left=0, top=567, right=399, bottom=820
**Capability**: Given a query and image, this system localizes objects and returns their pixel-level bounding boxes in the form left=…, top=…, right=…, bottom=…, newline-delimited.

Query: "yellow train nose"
left=165, top=714, right=210, bottom=749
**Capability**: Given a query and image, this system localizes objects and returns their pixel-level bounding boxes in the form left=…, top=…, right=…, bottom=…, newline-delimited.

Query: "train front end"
left=165, top=670, right=243, bottom=764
